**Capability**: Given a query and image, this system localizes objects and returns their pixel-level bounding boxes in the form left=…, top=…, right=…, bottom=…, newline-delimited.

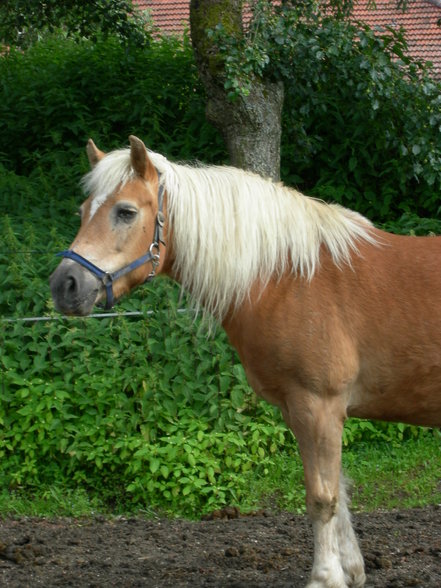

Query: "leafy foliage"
left=0, top=35, right=225, bottom=178
left=0, top=0, right=153, bottom=49
left=281, top=20, right=441, bottom=220
left=0, top=31, right=439, bottom=515
left=0, top=298, right=292, bottom=514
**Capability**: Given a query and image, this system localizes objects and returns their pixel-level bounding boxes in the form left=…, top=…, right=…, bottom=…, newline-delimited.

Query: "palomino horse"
left=50, top=136, right=441, bottom=588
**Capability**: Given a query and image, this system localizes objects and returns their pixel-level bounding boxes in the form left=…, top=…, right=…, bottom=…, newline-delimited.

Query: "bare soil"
left=0, top=506, right=440, bottom=587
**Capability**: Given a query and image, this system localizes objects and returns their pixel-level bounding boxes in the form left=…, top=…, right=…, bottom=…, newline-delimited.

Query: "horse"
left=50, top=136, right=441, bottom=588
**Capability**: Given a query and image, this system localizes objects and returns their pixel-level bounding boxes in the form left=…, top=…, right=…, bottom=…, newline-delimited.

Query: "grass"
left=344, top=434, right=441, bottom=512
left=238, top=433, right=441, bottom=515
left=0, top=486, right=105, bottom=518
left=0, top=434, right=439, bottom=519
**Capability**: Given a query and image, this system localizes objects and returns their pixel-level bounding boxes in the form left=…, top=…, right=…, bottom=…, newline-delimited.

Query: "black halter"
left=56, top=183, right=165, bottom=310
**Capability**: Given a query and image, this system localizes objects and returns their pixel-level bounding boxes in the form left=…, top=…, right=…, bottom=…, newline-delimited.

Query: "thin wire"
left=1, top=309, right=190, bottom=323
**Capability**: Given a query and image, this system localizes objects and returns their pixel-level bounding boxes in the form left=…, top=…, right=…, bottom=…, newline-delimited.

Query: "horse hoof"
left=345, top=572, right=366, bottom=588
left=306, top=581, right=347, bottom=588
left=307, top=570, right=348, bottom=588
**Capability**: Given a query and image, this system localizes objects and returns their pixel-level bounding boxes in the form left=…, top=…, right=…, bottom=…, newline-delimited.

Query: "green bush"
left=0, top=31, right=439, bottom=516
left=0, top=34, right=226, bottom=177
left=280, top=20, right=441, bottom=221
left=2, top=26, right=441, bottom=224
left=0, top=280, right=293, bottom=515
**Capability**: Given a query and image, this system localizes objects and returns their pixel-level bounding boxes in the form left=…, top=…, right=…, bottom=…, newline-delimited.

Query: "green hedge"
left=1, top=205, right=294, bottom=515
left=1, top=30, right=441, bottom=222
left=0, top=34, right=226, bottom=178
left=0, top=33, right=439, bottom=515
left=0, top=293, right=292, bottom=514
left=280, top=20, right=441, bottom=221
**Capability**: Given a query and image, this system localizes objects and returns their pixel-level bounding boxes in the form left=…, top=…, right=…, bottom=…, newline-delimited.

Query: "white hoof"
left=344, top=571, right=366, bottom=588
left=307, top=563, right=348, bottom=588
left=306, top=580, right=347, bottom=588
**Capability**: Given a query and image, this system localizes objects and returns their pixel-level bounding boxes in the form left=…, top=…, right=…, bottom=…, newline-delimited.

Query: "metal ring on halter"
left=147, top=242, right=161, bottom=279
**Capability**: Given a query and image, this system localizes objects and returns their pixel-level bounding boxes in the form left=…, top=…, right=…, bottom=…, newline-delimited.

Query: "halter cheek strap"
left=56, top=182, right=165, bottom=310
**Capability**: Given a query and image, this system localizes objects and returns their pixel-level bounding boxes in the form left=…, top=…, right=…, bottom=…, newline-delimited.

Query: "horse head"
left=50, top=136, right=167, bottom=315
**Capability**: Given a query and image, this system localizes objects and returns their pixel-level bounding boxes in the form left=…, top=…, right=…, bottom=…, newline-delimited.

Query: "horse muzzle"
left=50, top=259, right=101, bottom=316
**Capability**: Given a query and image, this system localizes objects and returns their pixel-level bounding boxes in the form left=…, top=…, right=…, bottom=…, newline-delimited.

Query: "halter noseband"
left=56, top=182, right=165, bottom=310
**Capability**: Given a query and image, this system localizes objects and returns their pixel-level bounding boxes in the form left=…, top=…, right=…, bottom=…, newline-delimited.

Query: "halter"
left=56, top=182, right=165, bottom=310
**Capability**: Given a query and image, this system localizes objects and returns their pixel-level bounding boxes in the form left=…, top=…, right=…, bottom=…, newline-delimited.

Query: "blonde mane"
left=82, top=149, right=375, bottom=320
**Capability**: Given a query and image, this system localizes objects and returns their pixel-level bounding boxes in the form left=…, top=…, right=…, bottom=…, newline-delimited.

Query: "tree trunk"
left=190, top=0, right=284, bottom=181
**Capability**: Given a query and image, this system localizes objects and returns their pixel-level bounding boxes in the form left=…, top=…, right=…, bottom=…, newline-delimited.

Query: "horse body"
left=226, top=230, right=441, bottom=427
left=50, top=136, right=441, bottom=588
left=221, top=229, right=441, bottom=587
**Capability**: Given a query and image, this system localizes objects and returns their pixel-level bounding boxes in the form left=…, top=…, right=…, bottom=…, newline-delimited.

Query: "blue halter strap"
left=56, top=183, right=165, bottom=310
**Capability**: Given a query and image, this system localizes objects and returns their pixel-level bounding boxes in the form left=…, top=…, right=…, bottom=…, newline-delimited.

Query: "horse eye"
left=116, top=206, right=138, bottom=223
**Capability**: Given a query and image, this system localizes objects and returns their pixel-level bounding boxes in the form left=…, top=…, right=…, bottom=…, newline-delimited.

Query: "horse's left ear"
left=86, top=139, right=105, bottom=168
left=129, top=135, right=157, bottom=183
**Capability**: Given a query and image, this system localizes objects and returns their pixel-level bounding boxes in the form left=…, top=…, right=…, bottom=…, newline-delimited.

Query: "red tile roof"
left=351, top=0, right=441, bottom=78
left=134, top=1, right=441, bottom=78
left=136, top=1, right=190, bottom=33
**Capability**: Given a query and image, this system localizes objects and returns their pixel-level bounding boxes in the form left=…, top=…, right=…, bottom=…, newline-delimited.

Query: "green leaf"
left=412, top=144, right=421, bottom=155
left=150, top=458, right=160, bottom=474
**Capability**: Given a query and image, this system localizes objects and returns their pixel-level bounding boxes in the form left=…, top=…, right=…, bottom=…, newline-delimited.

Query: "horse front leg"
left=283, top=393, right=365, bottom=588
left=336, top=476, right=365, bottom=588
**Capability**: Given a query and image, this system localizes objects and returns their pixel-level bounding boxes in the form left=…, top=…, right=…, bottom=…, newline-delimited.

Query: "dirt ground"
left=0, top=505, right=440, bottom=587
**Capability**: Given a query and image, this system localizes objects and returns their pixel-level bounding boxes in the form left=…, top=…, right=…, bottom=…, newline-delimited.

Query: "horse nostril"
left=65, top=275, right=78, bottom=297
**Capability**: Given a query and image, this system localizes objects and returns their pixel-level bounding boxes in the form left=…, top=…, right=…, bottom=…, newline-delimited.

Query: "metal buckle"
left=101, top=273, right=113, bottom=287
left=147, top=242, right=161, bottom=279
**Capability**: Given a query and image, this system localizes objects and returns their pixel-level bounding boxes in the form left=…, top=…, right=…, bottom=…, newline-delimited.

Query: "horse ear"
left=129, top=135, right=157, bottom=183
left=86, top=139, right=105, bottom=168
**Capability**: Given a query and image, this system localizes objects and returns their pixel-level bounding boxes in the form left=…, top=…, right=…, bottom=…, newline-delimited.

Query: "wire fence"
left=1, top=309, right=190, bottom=324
